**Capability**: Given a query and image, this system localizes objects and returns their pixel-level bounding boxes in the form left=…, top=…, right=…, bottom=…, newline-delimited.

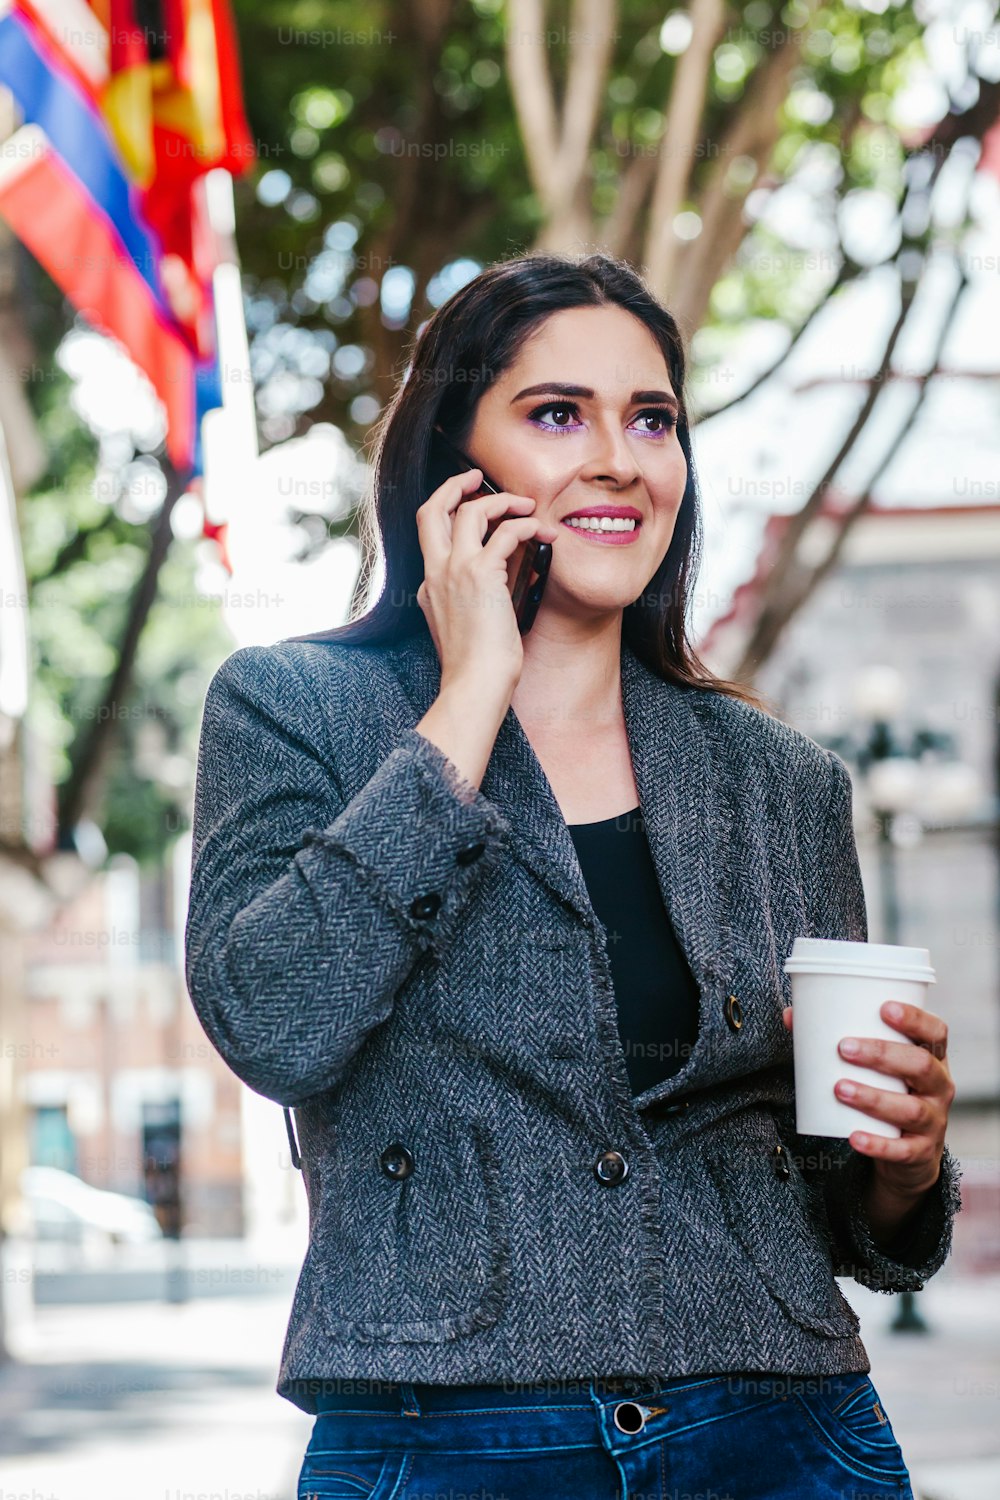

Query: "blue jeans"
left=297, top=1370, right=915, bottom=1499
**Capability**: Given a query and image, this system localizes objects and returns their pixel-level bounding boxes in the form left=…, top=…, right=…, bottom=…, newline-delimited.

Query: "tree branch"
left=688, top=66, right=991, bottom=421
left=601, top=145, right=658, bottom=257
left=504, top=0, right=562, bottom=205
left=32, top=510, right=121, bottom=585
left=721, top=66, right=996, bottom=678
left=753, top=264, right=971, bottom=644
left=57, top=462, right=184, bottom=837
left=730, top=260, right=974, bottom=679
left=553, top=0, right=618, bottom=218
left=670, top=6, right=819, bottom=334
left=691, top=255, right=864, bottom=420
left=729, top=266, right=918, bottom=678
left=643, top=0, right=727, bottom=301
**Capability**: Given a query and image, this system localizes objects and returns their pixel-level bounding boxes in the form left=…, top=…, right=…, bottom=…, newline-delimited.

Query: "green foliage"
left=14, top=0, right=939, bottom=864
left=21, top=366, right=232, bottom=866
left=229, top=0, right=934, bottom=444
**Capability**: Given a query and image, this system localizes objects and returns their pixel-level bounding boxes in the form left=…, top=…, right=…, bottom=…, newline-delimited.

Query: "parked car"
left=20, top=1166, right=163, bottom=1247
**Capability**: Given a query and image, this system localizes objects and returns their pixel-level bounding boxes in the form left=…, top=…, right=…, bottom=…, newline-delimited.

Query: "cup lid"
left=783, top=937, right=935, bottom=983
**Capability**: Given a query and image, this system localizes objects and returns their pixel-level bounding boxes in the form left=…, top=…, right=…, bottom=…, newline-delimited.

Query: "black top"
left=567, top=805, right=700, bottom=1097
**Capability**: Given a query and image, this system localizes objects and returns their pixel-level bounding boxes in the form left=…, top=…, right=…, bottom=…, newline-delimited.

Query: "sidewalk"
left=0, top=1254, right=997, bottom=1500
left=0, top=1291, right=312, bottom=1500
left=841, top=1268, right=1000, bottom=1500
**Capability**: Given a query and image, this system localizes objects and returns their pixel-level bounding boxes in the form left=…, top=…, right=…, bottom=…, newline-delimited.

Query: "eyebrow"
left=510, top=381, right=680, bottom=415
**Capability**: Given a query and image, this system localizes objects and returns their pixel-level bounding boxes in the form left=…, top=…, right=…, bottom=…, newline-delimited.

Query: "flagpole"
left=201, top=168, right=257, bottom=545
left=200, top=165, right=302, bottom=1245
left=0, top=90, right=36, bottom=1368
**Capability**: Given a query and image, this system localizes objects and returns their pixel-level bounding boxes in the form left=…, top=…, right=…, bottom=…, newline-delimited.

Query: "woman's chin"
left=542, top=582, right=643, bottom=618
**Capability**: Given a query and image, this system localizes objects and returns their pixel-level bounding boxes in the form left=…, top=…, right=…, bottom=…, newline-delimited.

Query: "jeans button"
left=612, top=1401, right=646, bottom=1434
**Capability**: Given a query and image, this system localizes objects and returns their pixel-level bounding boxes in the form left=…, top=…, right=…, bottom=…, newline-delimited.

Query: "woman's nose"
left=586, top=424, right=641, bottom=485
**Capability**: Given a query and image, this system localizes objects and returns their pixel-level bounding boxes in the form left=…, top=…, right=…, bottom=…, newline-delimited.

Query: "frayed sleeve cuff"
left=823, top=1142, right=964, bottom=1293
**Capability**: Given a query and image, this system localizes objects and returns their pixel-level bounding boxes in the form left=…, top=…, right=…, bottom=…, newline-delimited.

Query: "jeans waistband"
left=312, top=1373, right=749, bottom=1416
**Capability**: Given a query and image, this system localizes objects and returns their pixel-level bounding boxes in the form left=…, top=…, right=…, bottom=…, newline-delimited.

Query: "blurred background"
left=0, top=1, right=998, bottom=1497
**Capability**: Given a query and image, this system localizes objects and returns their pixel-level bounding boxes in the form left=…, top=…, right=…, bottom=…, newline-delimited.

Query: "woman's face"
left=462, top=304, right=688, bottom=622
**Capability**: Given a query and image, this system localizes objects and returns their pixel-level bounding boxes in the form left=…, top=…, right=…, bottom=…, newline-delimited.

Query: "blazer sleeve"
left=183, top=643, right=510, bottom=1107
left=776, top=748, right=963, bottom=1294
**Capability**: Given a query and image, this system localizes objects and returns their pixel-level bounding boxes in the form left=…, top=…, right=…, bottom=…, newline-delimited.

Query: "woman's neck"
left=509, top=621, right=625, bottom=738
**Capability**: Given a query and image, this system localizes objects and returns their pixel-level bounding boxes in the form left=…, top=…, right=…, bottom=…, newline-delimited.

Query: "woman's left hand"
left=782, top=1000, right=955, bottom=1201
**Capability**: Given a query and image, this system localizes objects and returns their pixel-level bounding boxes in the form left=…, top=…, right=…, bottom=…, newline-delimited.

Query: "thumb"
left=782, top=1005, right=793, bottom=1031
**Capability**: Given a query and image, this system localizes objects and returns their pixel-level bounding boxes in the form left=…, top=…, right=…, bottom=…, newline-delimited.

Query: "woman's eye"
left=633, top=408, right=677, bottom=434
left=526, top=402, right=677, bottom=435
left=528, top=402, right=580, bottom=429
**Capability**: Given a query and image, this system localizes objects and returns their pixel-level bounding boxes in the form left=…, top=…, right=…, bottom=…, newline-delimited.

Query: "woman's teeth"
left=562, top=517, right=638, bottom=532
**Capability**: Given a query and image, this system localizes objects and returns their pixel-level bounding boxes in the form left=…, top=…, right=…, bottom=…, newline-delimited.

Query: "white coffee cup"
left=783, top=938, right=936, bottom=1139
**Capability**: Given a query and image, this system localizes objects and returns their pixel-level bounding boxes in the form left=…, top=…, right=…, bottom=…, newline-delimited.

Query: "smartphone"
left=431, top=424, right=552, bottom=635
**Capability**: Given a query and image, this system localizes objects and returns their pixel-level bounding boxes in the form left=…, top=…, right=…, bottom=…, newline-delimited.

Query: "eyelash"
left=526, top=400, right=677, bottom=435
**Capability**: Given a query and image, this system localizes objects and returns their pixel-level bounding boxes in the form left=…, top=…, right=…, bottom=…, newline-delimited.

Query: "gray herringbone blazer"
left=184, top=627, right=963, bottom=1414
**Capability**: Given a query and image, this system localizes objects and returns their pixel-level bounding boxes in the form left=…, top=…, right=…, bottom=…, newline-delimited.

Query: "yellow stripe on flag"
left=102, top=64, right=154, bottom=184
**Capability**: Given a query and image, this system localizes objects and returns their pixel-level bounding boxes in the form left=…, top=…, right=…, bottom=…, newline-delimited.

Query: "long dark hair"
left=286, top=250, right=767, bottom=709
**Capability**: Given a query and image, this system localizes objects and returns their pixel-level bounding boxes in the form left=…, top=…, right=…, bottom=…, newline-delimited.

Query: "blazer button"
left=379, top=1142, right=414, bottom=1180
left=456, top=841, right=486, bottom=866
left=723, top=993, right=744, bottom=1031
left=772, top=1143, right=791, bottom=1180
left=593, top=1150, right=629, bottom=1185
left=410, top=892, right=442, bottom=919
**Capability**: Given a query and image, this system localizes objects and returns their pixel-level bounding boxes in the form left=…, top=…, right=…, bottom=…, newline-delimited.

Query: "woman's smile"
left=559, top=514, right=643, bottom=545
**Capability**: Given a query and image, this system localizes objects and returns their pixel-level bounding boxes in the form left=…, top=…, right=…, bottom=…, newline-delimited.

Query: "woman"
left=184, top=252, right=962, bottom=1500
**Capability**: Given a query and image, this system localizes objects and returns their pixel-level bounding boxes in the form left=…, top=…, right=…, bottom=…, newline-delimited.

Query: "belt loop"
left=400, top=1382, right=421, bottom=1416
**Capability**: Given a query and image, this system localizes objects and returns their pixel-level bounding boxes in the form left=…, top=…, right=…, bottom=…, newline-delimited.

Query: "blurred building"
left=20, top=848, right=247, bottom=1235
left=16, top=833, right=307, bottom=1244
left=0, top=236, right=51, bottom=1355
left=705, top=501, right=1000, bottom=1273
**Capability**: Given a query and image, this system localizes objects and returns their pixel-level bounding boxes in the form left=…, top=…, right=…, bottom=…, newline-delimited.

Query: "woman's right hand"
left=415, top=467, right=559, bottom=695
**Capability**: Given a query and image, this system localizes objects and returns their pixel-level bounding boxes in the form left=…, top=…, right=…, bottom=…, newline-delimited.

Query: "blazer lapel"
left=387, top=630, right=730, bottom=1007
left=622, top=643, right=731, bottom=998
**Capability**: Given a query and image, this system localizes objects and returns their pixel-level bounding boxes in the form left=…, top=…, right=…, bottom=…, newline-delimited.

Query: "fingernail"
left=840, top=1038, right=860, bottom=1056
left=885, top=1002, right=903, bottom=1020
left=837, top=1080, right=857, bottom=1098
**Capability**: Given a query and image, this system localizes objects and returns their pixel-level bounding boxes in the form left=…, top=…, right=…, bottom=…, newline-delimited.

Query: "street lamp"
left=132, top=716, right=192, bottom=1302
left=826, top=664, right=981, bottom=1334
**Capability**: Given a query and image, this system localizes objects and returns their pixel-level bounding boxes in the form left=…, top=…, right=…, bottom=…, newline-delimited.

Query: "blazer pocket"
left=315, top=1119, right=509, bottom=1345
left=705, top=1122, right=861, bottom=1339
